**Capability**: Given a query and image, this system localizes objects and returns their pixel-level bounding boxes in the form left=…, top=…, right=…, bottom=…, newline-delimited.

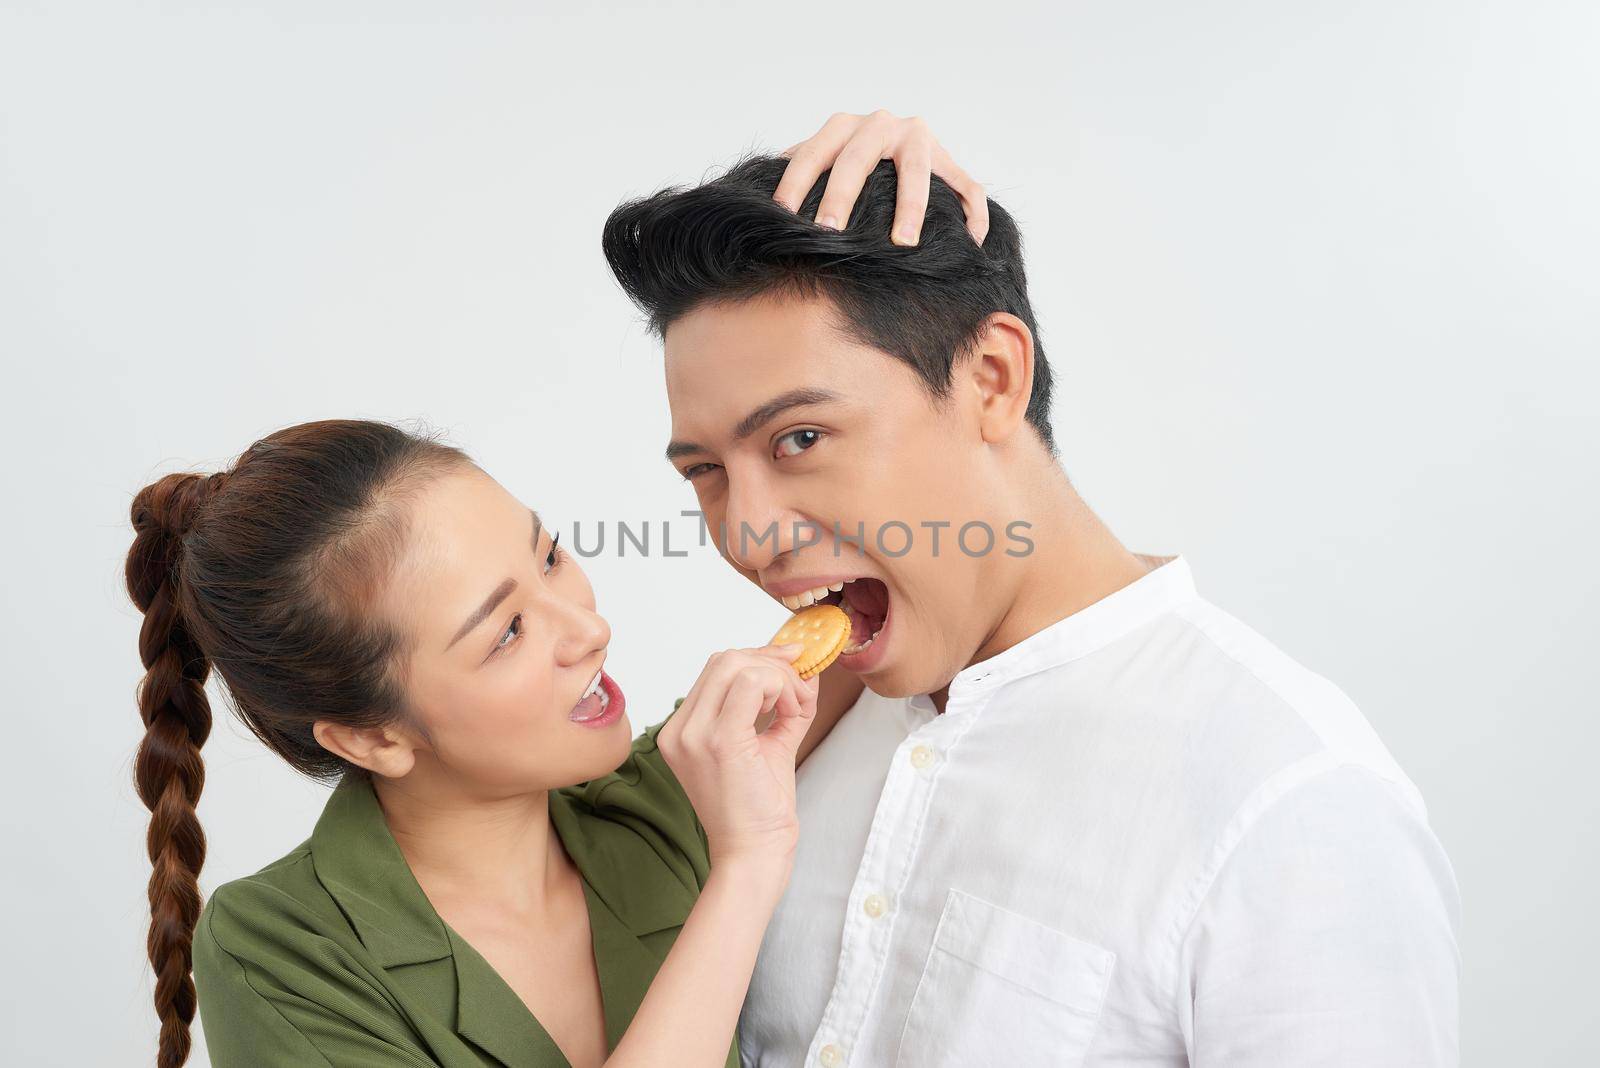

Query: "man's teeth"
left=780, top=579, right=851, bottom=611
left=842, top=621, right=884, bottom=656
left=771, top=578, right=885, bottom=656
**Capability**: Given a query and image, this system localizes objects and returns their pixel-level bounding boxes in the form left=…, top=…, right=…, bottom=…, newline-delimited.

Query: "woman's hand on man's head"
left=774, top=109, right=990, bottom=247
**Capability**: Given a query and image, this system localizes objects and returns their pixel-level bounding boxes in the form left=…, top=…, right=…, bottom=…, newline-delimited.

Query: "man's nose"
left=722, top=468, right=799, bottom=573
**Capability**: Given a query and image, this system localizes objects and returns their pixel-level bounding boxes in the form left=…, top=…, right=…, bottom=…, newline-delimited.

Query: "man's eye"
left=681, top=462, right=721, bottom=481
left=774, top=429, right=822, bottom=458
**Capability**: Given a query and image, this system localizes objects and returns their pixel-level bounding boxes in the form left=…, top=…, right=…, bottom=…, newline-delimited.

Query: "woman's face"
left=377, top=465, right=631, bottom=795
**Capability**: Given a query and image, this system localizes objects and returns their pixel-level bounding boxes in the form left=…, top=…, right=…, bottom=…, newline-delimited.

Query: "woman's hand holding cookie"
left=657, top=646, right=819, bottom=870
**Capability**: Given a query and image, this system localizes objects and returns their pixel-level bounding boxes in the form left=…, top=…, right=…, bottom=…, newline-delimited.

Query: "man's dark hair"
left=601, top=155, right=1056, bottom=453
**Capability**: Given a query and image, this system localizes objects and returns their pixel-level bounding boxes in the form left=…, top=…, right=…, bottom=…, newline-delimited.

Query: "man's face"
left=663, top=293, right=1006, bottom=698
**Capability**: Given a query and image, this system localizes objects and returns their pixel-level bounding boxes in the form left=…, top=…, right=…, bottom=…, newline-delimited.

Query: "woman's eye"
left=496, top=613, right=522, bottom=652
left=774, top=429, right=822, bottom=459
left=544, top=531, right=565, bottom=574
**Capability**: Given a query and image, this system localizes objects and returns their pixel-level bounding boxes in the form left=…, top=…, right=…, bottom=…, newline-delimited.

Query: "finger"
left=673, top=651, right=726, bottom=725
left=754, top=642, right=804, bottom=667
left=673, top=649, right=749, bottom=748
left=675, top=660, right=739, bottom=754
left=753, top=704, right=779, bottom=735
left=753, top=667, right=806, bottom=737
left=815, top=111, right=896, bottom=230
left=774, top=671, right=813, bottom=723
left=931, top=144, right=990, bottom=245
left=793, top=670, right=821, bottom=712
left=760, top=680, right=802, bottom=739
left=773, top=112, right=861, bottom=212
left=733, top=662, right=789, bottom=723
left=714, top=670, right=781, bottom=743
left=763, top=706, right=808, bottom=756
left=775, top=667, right=816, bottom=726
left=762, top=675, right=816, bottom=754
left=890, top=128, right=934, bottom=246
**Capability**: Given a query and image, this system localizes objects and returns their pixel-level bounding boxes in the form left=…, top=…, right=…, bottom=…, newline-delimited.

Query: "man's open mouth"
left=779, top=578, right=890, bottom=656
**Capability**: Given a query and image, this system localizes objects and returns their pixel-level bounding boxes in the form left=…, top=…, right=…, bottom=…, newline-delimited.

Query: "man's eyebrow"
left=444, top=510, right=542, bottom=652
left=664, top=388, right=842, bottom=462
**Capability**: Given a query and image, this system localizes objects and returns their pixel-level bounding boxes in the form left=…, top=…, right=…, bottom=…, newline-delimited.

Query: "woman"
left=127, top=113, right=988, bottom=1068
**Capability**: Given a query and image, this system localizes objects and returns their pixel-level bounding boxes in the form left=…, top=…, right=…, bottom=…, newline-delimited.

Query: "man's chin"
left=858, top=663, right=944, bottom=702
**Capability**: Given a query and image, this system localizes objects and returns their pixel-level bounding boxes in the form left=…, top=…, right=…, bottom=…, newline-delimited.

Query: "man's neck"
left=929, top=467, right=1153, bottom=715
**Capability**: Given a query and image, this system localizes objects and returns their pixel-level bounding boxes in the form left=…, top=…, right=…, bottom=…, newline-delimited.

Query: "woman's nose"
left=552, top=598, right=611, bottom=667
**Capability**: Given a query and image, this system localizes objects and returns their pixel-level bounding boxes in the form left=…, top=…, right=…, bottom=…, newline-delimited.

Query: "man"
left=603, top=127, right=1460, bottom=1065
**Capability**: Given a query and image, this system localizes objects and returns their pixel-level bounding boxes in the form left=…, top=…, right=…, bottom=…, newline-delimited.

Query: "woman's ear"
left=967, top=312, right=1036, bottom=445
left=312, top=719, right=420, bottom=778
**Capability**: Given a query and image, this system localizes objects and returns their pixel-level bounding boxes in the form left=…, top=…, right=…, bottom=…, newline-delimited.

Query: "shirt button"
left=862, top=893, right=888, bottom=919
left=909, top=745, right=935, bottom=769
left=819, top=1044, right=843, bottom=1067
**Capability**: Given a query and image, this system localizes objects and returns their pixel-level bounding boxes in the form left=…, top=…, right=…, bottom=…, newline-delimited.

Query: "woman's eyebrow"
left=444, top=510, right=542, bottom=651
left=446, top=578, right=516, bottom=652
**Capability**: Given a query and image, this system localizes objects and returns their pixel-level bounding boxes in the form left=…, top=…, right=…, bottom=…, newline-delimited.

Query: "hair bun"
left=132, top=471, right=229, bottom=539
left=126, top=471, right=233, bottom=613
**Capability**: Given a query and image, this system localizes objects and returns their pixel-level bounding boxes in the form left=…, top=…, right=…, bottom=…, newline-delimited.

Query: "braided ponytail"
left=123, top=421, right=471, bottom=1066
left=126, top=471, right=224, bottom=1068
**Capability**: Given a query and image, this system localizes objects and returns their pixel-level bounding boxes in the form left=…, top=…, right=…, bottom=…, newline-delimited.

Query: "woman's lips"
left=570, top=671, right=625, bottom=728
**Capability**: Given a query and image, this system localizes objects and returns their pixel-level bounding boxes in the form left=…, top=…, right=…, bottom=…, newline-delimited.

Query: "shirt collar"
left=936, top=554, right=1196, bottom=705
left=308, top=773, right=455, bottom=968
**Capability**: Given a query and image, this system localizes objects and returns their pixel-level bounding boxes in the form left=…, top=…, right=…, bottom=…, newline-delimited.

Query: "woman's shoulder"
left=199, top=775, right=388, bottom=958
left=192, top=835, right=444, bottom=1066
left=198, top=843, right=328, bottom=951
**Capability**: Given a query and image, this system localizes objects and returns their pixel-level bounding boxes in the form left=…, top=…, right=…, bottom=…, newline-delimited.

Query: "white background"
left=3, top=2, right=1596, bottom=1064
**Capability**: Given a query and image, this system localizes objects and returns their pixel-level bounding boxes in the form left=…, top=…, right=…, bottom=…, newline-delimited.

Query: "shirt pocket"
left=892, top=889, right=1115, bottom=1068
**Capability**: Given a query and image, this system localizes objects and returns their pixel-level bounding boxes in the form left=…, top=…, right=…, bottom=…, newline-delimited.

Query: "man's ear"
left=312, top=718, right=422, bottom=779
left=966, top=312, right=1036, bottom=445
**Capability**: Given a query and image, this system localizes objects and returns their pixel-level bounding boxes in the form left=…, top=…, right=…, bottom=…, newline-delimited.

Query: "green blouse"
left=192, top=718, right=737, bottom=1067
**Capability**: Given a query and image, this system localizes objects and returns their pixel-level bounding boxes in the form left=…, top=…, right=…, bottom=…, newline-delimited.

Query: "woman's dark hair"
left=602, top=154, right=1056, bottom=453
left=124, top=418, right=469, bottom=1067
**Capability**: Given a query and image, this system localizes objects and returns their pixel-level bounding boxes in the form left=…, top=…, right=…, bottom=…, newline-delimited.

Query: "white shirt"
left=740, top=556, right=1460, bottom=1067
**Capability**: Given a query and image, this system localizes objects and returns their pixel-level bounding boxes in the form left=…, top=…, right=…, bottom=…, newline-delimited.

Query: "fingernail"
left=817, top=214, right=839, bottom=230
left=892, top=224, right=920, bottom=246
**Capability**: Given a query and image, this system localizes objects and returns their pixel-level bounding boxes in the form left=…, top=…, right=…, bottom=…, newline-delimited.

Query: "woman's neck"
left=373, top=774, right=567, bottom=916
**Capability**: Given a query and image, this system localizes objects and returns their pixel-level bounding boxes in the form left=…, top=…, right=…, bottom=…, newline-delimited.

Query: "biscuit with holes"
left=771, top=603, right=851, bottom=679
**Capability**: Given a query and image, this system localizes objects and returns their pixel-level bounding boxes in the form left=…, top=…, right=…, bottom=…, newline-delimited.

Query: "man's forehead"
left=665, top=313, right=849, bottom=411
left=664, top=292, right=856, bottom=363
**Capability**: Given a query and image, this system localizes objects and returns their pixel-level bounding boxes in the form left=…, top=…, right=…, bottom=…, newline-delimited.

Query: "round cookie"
left=770, top=603, right=851, bottom=680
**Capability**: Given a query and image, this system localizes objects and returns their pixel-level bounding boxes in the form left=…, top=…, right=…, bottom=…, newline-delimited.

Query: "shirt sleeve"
left=1180, top=764, right=1462, bottom=1066
left=192, top=887, right=441, bottom=1068
left=570, top=708, right=712, bottom=889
